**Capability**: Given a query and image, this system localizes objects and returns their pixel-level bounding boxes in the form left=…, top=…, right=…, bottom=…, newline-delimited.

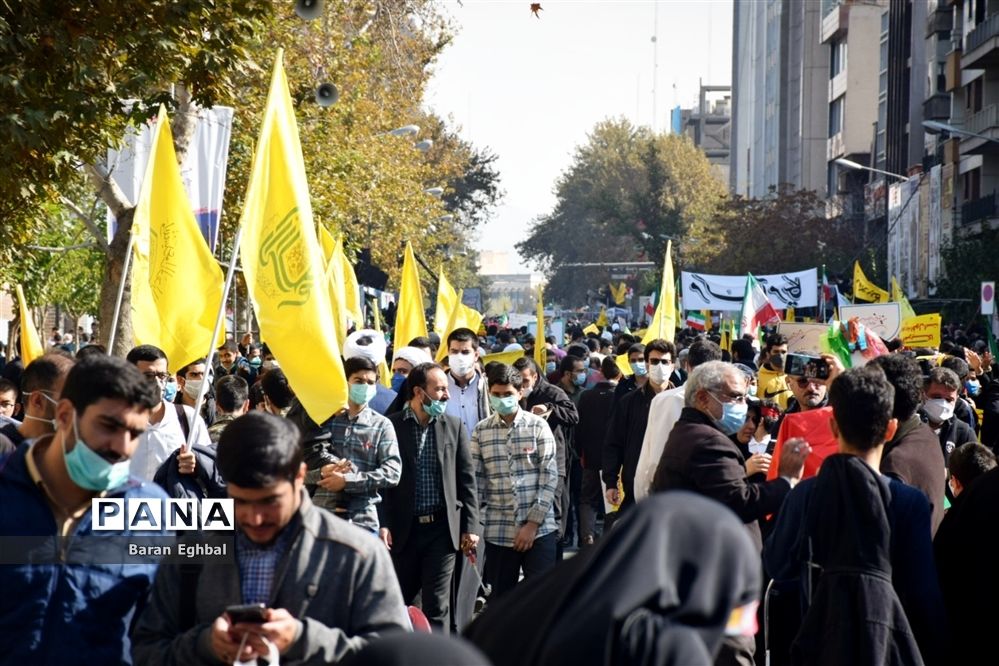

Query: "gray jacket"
left=131, top=492, right=410, bottom=665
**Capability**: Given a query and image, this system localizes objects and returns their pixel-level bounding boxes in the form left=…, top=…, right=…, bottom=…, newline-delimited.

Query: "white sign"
left=681, top=269, right=818, bottom=311
left=779, top=323, right=829, bottom=355
left=839, top=302, right=902, bottom=340
left=983, top=281, right=996, bottom=316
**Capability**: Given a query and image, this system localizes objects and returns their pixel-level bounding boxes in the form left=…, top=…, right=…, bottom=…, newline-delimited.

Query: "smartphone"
left=226, top=603, right=267, bottom=624
left=785, top=353, right=829, bottom=380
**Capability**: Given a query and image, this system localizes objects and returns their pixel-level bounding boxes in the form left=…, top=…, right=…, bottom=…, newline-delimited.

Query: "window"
left=830, top=40, right=847, bottom=78
left=829, top=97, right=844, bottom=138
left=967, top=78, right=984, bottom=113
left=964, top=168, right=981, bottom=202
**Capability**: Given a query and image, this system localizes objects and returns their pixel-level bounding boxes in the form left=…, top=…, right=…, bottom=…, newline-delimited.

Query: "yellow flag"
left=703, top=309, right=713, bottom=331
left=853, top=261, right=889, bottom=303
left=482, top=349, right=526, bottom=366
left=534, top=285, right=546, bottom=369
left=891, top=276, right=917, bottom=320
left=583, top=323, right=599, bottom=336
left=616, top=352, right=634, bottom=378
left=642, top=240, right=676, bottom=343
left=596, top=306, right=608, bottom=328
left=129, top=106, right=225, bottom=371
left=15, top=285, right=44, bottom=365
left=610, top=282, right=627, bottom=305
left=720, top=317, right=731, bottom=353
left=785, top=307, right=795, bottom=322
left=396, top=241, right=428, bottom=349
left=239, top=50, right=347, bottom=423
left=320, top=230, right=363, bottom=349
left=436, top=289, right=468, bottom=362
left=434, top=269, right=458, bottom=337
left=338, top=240, right=363, bottom=325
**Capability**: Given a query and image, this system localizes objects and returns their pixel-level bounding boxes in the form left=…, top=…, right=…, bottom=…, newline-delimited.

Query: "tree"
left=936, top=227, right=999, bottom=321
left=687, top=185, right=865, bottom=277
left=517, top=117, right=725, bottom=305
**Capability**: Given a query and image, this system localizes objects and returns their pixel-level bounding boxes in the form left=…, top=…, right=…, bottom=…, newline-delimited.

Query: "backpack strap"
left=175, top=402, right=191, bottom=441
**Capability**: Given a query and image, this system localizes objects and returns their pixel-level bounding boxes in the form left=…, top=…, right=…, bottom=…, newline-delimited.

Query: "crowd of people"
left=0, top=316, right=997, bottom=665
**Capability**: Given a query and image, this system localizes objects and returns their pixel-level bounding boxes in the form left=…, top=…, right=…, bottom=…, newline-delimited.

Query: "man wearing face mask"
left=308, top=356, right=401, bottom=533
left=920, top=367, right=977, bottom=464
left=469, top=363, right=559, bottom=599
left=651, top=361, right=809, bottom=552
left=513, top=357, right=579, bottom=556
left=173, top=358, right=217, bottom=427
left=603, top=340, right=675, bottom=513
left=343, top=329, right=397, bottom=416
left=0, top=353, right=75, bottom=456
left=126, top=345, right=211, bottom=482
left=444, top=328, right=492, bottom=439
left=380, top=362, right=480, bottom=632
left=756, top=333, right=792, bottom=410
left=0, top=355, right=165, bottom=664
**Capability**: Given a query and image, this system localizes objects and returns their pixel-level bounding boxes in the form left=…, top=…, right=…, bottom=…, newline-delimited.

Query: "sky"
left=425, top=0, right=733, bottom=274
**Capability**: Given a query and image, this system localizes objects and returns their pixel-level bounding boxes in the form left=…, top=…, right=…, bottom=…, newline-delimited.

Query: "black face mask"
left=769, top=353, right=786, bottom=370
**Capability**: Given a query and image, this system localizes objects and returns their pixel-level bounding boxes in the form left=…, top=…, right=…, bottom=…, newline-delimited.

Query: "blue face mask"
left=709, top=393, right=749, bottom=436
left=249, top=357, right=262, bottom=369
left=349, top=382, right=378, bottom=406
left=966, top=380, right=981, bottom=396
left=630, top=361, right=647, bottom=377
left=423, top=396, right=448, bottom=418
left=161, top=379, right=178, bottom=403
left=63, top=414, right=131, bottom=491
left=573, top=371, right=587, bottom=387
left=545, top=361, right=556, bottom=374
left=391, top=373, right=407, bottom=393
left=489, top=394, right=519, bottom=416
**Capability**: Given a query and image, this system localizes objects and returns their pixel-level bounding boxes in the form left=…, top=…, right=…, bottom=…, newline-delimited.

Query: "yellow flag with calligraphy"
left=610, top=282, right=628, bottom=305
left=131, top=105, right=224, bottom=371
left=15, top=285, right=44, bottom=365
left=853, top=261, right=889, bottom=303
left=239, top=50, right=347, bottom=423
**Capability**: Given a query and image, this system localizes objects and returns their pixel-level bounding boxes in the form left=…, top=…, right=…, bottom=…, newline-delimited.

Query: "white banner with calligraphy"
left=681, top=269, right=818, bottom=311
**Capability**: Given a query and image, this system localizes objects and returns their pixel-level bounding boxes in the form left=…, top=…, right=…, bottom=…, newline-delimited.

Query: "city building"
left=670, top=84, right=731, bottom=184
left=479, top=251, right=543, bottom=314
left=730, top=0, right=830, bottom=196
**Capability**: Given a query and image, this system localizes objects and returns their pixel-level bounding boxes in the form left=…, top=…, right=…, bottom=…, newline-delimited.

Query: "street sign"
left=983, top=282, right=995, bottom=315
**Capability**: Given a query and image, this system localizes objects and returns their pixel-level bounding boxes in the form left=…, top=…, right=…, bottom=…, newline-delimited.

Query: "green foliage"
left=689, top=185, right=866, bottom=277
left=0, top=0, right=272, bottom=228
left=937, top=226, right=999, bottom=321
left=517, top=117, right=725, bottom=305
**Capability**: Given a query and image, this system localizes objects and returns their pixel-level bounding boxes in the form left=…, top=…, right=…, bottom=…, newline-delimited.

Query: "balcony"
left=960, top=192, right=997, bottom=227
left=923, top=93, right=950, bottom=121
left=946, top=49, right=962, bottom=92
left=821, top=3, right=847, bottom=43
left=960, top=105, right=999, bottom=153
left=963, top=13, right=999, bottom=68
left=926, top=4, right=952, bottom=37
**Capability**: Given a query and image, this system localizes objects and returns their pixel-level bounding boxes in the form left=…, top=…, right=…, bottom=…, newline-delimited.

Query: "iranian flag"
left=739, top=273, right=780, bottom=337
left=686, top=311, right=706, bottom=330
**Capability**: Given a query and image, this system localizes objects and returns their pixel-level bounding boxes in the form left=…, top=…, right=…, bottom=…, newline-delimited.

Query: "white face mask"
left=923, top=398, right=955, bottom=424
left=183, top=378, right=204, bottom=400
left=449, top=353, right=476, bottom=377
left=649, top=362, right=672, bottom=386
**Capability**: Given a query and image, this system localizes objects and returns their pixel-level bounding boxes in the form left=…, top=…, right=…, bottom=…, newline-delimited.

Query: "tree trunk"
left=98, top=207, right=135, bottom=356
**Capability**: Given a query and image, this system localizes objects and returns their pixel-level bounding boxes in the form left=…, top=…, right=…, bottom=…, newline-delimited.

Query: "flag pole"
left=107, top=232, right=136, bottom=355
left=185, top=226, right=245, bottom=452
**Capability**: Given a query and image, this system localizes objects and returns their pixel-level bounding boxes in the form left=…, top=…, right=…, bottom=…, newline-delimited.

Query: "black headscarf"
left=464, top=491, right=760, bottom=666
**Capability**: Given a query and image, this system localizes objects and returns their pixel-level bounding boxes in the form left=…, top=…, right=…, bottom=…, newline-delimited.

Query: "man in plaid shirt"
left=307, top=356, right=401, bottom=533
left=470, top=363, right=559, bottom=599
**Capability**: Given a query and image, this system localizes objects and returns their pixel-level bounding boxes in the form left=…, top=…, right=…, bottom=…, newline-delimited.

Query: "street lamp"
left=424, top=186, right=444, bottom=198
left=415, top=139, right=434, bottom=153
left=387, top=124, right=420, bottom=138
left=834, top=158, right=910, bottom=182
left=922, top=119, right=999, bottom=144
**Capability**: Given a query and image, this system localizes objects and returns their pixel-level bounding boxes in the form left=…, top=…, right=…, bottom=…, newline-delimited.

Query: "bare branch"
left=85, top=162, right=132, bottom=222
left=26, top=242, right=98, bottom=252
left=60, top=195, right=110, bottom=255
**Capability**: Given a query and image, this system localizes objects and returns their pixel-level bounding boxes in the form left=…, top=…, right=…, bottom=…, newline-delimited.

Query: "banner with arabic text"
left=681, top=268, right=818, bottom=311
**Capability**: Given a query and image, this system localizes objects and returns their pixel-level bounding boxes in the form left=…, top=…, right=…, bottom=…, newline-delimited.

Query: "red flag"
left=766, top=406, right=839, bottom=482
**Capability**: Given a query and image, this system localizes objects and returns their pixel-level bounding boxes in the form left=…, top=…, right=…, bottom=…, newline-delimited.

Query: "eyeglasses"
left=793, top=377, right=822, bottom=389
left=142, top=371, right=171, bottom=381
left=712, top=391, right=747, bottom=404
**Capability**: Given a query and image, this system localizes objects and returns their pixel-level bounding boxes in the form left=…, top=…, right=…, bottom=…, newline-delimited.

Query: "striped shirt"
left=470, top=409, right=558, bottom=547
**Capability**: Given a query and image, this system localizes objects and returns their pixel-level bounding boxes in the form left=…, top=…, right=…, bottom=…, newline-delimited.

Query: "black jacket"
left=979, top=377, right=999, bottom=453
left=602, top=383, right=657, bottom=505
left=152, top=444, right=227, bottom=499
left=524, top=378, right=578, bottom=477
left=918, top=411, right=978, bottom=463
left=651, top=407, right=791, bottom=551
left=574, top=381, right=617, bottom=471
left=379, top=410, right=479, bottom=552
left=789, top=455, right=927, bottom=666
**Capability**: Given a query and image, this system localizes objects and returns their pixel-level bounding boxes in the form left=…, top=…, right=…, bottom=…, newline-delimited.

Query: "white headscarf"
left=343, top=329, right=388, bottom=365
